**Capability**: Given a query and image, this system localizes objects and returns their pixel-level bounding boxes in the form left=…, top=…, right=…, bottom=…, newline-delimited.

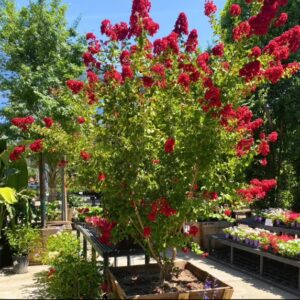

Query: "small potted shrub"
left=5, top=225, right=40, bottom=274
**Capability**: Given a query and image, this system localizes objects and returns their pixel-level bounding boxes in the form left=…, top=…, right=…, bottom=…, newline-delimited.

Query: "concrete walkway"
left=0, top=265, right=48, bottom=299
left=0, top=254, right=298, bottom=299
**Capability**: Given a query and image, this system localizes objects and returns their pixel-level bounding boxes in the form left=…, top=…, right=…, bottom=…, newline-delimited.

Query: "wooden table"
left=74, top=223, right=149, bottom=269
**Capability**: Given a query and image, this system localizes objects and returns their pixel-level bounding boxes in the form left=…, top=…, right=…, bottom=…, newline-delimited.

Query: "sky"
left=0, top=0, right=227, bottom=111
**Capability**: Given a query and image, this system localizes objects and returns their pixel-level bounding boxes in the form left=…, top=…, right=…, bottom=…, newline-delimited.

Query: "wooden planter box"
left=107, top=260, right=233, bottom=299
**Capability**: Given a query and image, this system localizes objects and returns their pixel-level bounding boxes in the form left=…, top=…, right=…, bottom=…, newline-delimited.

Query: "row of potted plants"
left=253, top=208, right=300, bottom=228
left=223, top=226, right=300, bottom=259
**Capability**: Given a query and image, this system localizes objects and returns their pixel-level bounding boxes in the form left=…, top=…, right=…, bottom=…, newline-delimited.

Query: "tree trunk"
left=39, top=154, right=46, bottom=228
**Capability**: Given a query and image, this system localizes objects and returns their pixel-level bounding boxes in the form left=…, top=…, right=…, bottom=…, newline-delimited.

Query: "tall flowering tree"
left=10, top=0, right=300, bottom=282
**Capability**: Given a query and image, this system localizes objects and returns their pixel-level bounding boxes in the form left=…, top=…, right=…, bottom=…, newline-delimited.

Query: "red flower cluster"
left=185, top=29, right=198, bottom=53
left=238, top=178, right=277, bottom=202
left=29, top=139, right=43, bottom=153
left=80, top=151, right=91, bottom=161
left=120, top=50, right=131, bottom=66
left=147, top=198, right=177, bottom=222
left=264, top=65, right=284, bottom=84
left=104, top=68, right=122, bottom=83
left=224, top=209, right=232, bottom=217
left=204, top=0, right=217, bottom=17
left=101, top=19, right=129, bottom=41
left=43, top=117, right=54, bottom=128
left=98, top=172, right=106, bottom=181
left=203, top=86, right=222, bottom=109
left=232, top=21, right=251, bottom=41
left=203, top=191, right=218, bottom=200
left=212, top=43, right=224, bottom=57
left=87, top=70, right=99, bottom=83
left=9, top=145, right=26, bottom=161
left=11, top=116, right=34, bottom=131
left=143, top=226, right=152, bottom=238
left=129, top=0, right=159, bottom=37
left=82, top=51, right=96, bottom=67
left=187, top=225, right=199, bottom=237
left=250, top=46, right=262, bottom=58
left=236, top=138, right=254, bottom=157
left=248, top=0, right=288, bottom=36
left=230, top=4, right=241, bottom=16
left=86, top=32, right=96, bottom=40
left=173, top=12, right=189, bottom=35
left=197, top=52, right=212, bottom=74
left=153, top=32, right=179, bottom=55
left=77, top=116, right=85, bottom=124
left=274, top=12, right=288, bottom=28
left=178, top=73, right=190, bottom=89
left=66, top=80, right=84, bottom=94
left=239, top=60, right=261, bottom=81
left=97, top=218, right=116, bottom=245
left=47, top=267, right=56, bottom=279
left=164, top=137, right=175, bottom=153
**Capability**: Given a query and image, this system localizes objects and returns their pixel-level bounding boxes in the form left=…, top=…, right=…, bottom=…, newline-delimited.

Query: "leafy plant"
left=37, top=232, right=104, bottom=299
left=5, top=225, right=40, bottom=257
left=46, top=200, right=61, bottom=221
left=68, top=194, right=85, bottom=208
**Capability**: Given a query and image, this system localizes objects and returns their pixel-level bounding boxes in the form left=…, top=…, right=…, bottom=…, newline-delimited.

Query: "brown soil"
left=114, top=268, right=204, bottom=296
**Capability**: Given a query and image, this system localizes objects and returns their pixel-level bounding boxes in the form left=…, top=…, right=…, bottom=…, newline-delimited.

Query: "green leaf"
left=0, top=187, right=17, bottom=205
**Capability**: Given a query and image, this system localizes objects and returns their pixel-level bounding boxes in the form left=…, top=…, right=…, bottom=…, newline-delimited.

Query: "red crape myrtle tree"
left=11, top=0, right=300, bottom=283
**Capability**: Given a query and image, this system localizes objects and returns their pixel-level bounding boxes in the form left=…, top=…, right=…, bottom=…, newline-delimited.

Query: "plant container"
left=107, top=260, right=233, bottom=299
left=12, top=255, right=29, bottom=274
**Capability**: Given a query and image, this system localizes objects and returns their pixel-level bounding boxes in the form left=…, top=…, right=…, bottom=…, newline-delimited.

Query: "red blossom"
left=82, top=52, right=96, bottom=67
left=86, top=32, right=96, bottom=40
left=11, top=116, right=34, bottom=131
left=29, top=139, right=43, bottom=153
left=142, top=76, right=155, bottom=88
left=250, top=46, right=262, bottom=57
left=274, top=13, right=288, bottom=28
left=268, top=131, right=278, bottom=143
left=151, top=64, right=165, bottom=77
left=204, top=0, right=217, bottom=17
left=80, top=151, right=91, bottom=161
left=204, top=86, right=222, bottom=108
left=143, top=227, right=152, bottom=238
left=230, top=4, right=241, bottom=16
left=264, top=65, right=284, bottom=84
left=239, top=60, right=261, bottom=82
left=224, top=209, right=232, bottom=217
left=66, top=80, right=84, bottom=94
left=122, top=65, right=134, bottom=80
left=260, top=158, right=268, bottom=166
left=87, top=70, right=99, bottom=83
left=212, top=43, right=224, bottom=57
left=236, top=138, right=254, bottom=157
left=258, top=140, right=270, bottom=157
left=43, top=117, right=54, bottom=128
left=98, top=172, right=106, bottom=181
left=182, top=247, right=189, bottom=253
left=77, top=116, right=85, bottom=124
left=185, top=29, right=198, bottom=53
left=178, top=73, right=190, bottom=89
left=164, top=137, right=175, bottom=153
left=188, top=225, right=199, bottom=237
left=120, top=50, right=131, bottom=66
left=233, top=21, right=251, bottom=41
left=9, top=145, right=26, bottom=161
left=173, top=12, right=189, bottom=35
left=104, top=68, right=122, bottom=83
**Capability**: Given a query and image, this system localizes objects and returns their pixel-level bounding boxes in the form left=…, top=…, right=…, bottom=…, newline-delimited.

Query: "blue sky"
left=0, top=0, right=226, bottom=112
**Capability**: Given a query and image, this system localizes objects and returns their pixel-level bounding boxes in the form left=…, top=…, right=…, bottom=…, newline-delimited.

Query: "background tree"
left=220, top=0, right=300, bottom=209
left=0, top=0, right=84, bottom=202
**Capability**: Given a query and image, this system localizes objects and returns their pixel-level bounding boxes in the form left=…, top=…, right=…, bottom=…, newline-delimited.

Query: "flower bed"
left=253, top=208, right=300, bottom=228
left=223, top=225, right=300, bottom=260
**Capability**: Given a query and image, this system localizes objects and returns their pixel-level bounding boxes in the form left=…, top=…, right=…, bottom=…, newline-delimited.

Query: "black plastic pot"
left=12, top=255, right=29, bottom=274
left=0, top=237, right=13, bottom=268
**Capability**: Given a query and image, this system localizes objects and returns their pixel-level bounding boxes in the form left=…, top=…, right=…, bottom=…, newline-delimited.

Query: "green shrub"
left=5, top=225, right=40, bottom=257
left=37, top=232, right=104, bottom=299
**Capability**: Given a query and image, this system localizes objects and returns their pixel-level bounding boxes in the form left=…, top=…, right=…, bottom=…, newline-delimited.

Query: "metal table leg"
left=259, top=255, right=263, bottom=276
left=230, top=246, right=234, bottom=265
left=83, top=238, right=87, bottom=260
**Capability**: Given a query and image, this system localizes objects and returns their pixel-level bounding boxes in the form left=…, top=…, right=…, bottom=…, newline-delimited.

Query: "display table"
left=209, top=234, right=300, bottom=296
left=74, top=223, right=149, bottom=269
left=240, top=218, right=300, bottom=235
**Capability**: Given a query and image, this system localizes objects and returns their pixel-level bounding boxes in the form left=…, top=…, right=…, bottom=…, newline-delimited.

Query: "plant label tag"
left=265, top=219, right=273, bottom=227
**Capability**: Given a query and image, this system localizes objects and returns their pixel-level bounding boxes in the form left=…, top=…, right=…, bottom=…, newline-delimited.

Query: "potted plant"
left=5, top=225, right=40, bottom=273
left=10, top=0, right=299, bottom=297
